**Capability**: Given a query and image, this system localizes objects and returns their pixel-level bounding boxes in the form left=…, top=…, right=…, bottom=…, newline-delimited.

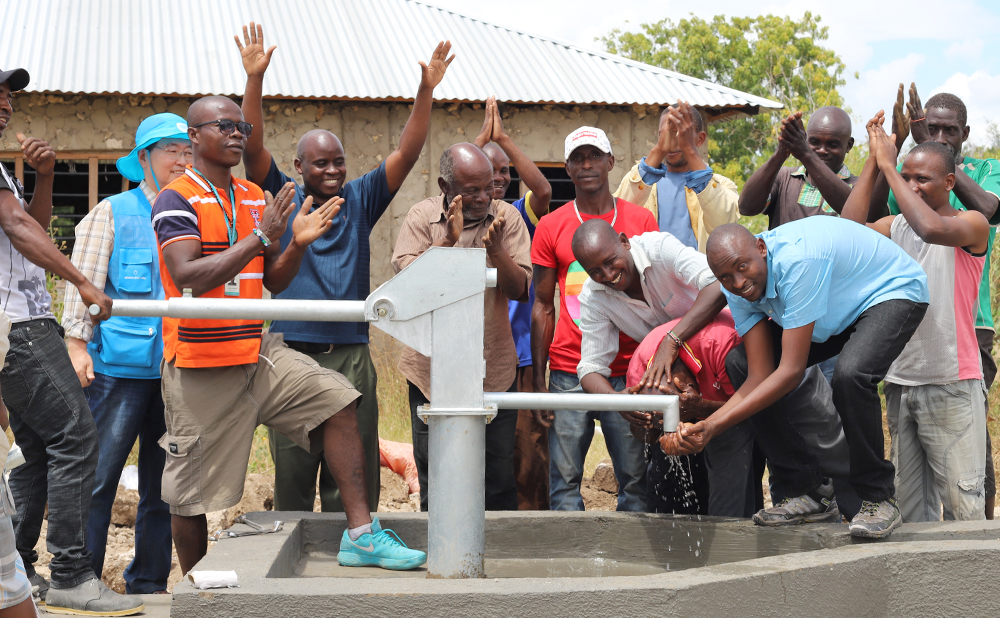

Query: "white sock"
left=348, top=523, right=372, bottom=541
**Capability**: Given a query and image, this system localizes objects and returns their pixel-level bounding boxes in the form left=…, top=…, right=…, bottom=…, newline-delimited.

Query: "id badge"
left=225, top=277, right=240, bottom=297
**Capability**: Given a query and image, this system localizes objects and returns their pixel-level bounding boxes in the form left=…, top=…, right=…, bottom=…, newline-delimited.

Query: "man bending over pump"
left=662, top=214, right=929, bottom=539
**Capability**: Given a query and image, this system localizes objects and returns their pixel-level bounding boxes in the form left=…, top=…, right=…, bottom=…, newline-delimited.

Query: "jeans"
left=1, top=319, right=98, bottom=588
left=547, top=370, right=647, bottom=512
left=726, top=299, right=928, bottom=505
left=268, top=343, right=380, bottom=512
left=409, top=380, right=519, bottom=511
left=84, top=372, right=171, bottom=593
left=886, top=380, right=987, bottom=522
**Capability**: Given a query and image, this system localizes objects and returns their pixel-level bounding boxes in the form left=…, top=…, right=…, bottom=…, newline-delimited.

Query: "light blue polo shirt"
left=722, top=217, right=929, bottom=342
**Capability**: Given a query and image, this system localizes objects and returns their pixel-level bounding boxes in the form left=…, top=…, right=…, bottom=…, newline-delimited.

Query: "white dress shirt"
left=577, top=232, right=716, bottom=379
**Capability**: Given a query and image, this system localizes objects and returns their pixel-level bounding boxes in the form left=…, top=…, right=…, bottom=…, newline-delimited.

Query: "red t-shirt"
left=531, top=199, right=658, bottom=376
left=626, top=310, right=741, bottom=402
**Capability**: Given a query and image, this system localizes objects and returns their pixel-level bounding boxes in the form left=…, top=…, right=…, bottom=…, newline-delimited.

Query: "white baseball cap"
left=564, top=126, right=612, bottom=161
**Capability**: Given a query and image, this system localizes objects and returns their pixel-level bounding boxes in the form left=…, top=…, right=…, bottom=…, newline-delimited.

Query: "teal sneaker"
left=337, top=517, right=427, bottom=571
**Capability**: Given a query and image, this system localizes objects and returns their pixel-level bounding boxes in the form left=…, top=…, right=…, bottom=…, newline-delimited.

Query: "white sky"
left=423, top=0, right=1000, bottom=145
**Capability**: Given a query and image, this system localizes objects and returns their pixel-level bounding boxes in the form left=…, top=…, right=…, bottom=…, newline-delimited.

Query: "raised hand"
left=475, top=96, right=496, bottom=148
left=491, top=97, right=508, bottom=142
left=16, top=133, right=55, bottom=176
left=907, top=82, right=929, bottom=144
left=419, top=40, right=455, bottom=90
left=292, top=195, right=342, bottom=246
left=655, top=108, right=673, bottom=153
left=667, top=101, right=701, bottom=155
left=868, top=111, right=898, bottom=171
left=481, top=216, right=505, bottom=255
left=258, top=182, right=297, bottom=241
left=234, top=22, right=276, bottom=77
left=891, top=83, right=910, bottom=150
left=779, top=111, right=810, bottom=161
left=443, top=194, right=463, bottom=246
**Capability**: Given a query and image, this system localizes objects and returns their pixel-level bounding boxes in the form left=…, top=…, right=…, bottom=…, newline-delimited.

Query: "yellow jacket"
left=613, top=162, right=740, bottom=253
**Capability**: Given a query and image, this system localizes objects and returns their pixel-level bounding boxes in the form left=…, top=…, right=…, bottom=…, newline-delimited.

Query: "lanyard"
left=191, top=167, right=238, bottom=247
left=574, top=198, right=617, bottom=226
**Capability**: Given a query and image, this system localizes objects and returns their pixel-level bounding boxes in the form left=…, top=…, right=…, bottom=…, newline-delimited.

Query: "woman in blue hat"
left=59, top=113, right=191, bottom=603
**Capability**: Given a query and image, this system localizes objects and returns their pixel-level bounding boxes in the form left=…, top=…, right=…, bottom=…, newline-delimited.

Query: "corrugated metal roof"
left=0, top=0, right=781, bottom=112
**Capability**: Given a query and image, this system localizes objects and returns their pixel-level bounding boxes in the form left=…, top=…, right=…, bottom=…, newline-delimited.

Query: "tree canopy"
left=602, top=12, right=848, bottom=186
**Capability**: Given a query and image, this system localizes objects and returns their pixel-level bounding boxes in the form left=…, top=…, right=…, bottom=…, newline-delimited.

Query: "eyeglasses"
left=190, top=119, right=253, bottom=138
left=151, top=145, right=194, bottom=162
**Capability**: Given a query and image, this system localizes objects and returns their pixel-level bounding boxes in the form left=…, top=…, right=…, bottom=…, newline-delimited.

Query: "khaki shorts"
left=160, top=333, right=361, bottom=516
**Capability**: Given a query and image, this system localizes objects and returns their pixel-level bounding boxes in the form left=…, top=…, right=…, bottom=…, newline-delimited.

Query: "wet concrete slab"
left=169, top=512, right=1000, bottom=618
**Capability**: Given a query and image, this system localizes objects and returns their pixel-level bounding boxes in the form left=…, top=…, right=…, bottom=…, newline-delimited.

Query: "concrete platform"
left=169, top=512, right=1000, bottom=618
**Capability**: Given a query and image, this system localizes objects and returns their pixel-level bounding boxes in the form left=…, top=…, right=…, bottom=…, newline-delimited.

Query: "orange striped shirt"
left=152, top=168, right=266, bottom=368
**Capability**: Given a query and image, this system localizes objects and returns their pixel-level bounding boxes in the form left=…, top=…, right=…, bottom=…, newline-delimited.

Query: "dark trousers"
left=646, top=448, right=709, bottom=514
left=726, top=300, right=928, bottom=504
left=268, top=343, right=380, bottom=512
left=409, top=380, right=519, bottom=511
left=1, top=319, right=98, bottom=588
left=975, top=328, right=996, bottom=499
left=84, top=372, right=170, bottom=593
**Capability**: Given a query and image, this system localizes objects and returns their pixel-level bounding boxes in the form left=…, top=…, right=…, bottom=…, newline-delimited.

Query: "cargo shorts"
left=159, top=333, right=361, bottom=516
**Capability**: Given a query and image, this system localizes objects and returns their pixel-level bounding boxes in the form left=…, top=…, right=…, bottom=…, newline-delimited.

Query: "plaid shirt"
left=62, top=182, right=156, bottom=342
left=790, top=164, right=851, bottom=213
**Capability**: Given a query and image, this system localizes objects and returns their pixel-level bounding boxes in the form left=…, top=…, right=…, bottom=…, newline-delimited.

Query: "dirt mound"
left=378, top=466, right=420, bottom=512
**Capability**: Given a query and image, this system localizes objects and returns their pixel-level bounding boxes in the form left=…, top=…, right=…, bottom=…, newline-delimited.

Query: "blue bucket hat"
left=116, top=113, right=190, bottom=183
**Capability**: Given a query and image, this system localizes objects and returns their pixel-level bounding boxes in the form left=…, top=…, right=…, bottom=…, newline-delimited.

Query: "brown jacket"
left=391, top=196, right=532, bottom=399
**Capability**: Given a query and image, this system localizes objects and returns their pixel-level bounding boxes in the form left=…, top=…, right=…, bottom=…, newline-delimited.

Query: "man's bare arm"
left=661, top=320, right=814, bottom=455
left=0, top=191, right=111, bottom=319
left=638, top=281, right=726, bottom=391
left=235, top=22, right=277, bottom=186
left=952, top=171, right=1000, bottom=220
left=385, top=41, right=455, bottom=193
left=740, top=142, right=789, bottom=216
left=529, top=265, right=558, bottom=427
left=780, top=116, right=853, bottom=213
left=16, top=133, right=56, bottom=229
left=162, top=184, right=296, bottom=296
left=489, top=100, right=552, bottom=218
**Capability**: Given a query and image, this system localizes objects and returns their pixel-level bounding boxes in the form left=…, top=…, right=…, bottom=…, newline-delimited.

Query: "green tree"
left=602, top=13, right=847, bottom=186
left=966, top=120, right=1000, bottom=161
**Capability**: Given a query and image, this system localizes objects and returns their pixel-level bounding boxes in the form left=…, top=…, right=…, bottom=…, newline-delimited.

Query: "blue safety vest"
left=88, top=188, right=164, bottom=379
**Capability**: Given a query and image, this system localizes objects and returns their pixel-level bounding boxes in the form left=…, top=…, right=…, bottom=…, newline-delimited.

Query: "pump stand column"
left=423, top=293, right=490, bottom=578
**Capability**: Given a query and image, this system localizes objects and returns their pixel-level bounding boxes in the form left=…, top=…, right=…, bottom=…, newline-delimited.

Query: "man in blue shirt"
left=236, top=23, right=453, bottom=511
left=473, top=96, right=552, bottom=509
left=662, top=218, right=929, bottom=539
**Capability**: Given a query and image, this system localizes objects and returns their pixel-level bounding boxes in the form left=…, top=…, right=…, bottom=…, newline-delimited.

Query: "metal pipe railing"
left=484, top=391, right=680, bottom=431
left=91, top=297, right=368, bottom=322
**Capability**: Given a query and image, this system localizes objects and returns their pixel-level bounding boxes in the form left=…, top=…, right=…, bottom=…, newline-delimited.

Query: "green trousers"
left=268, top=343, right=380, bottom=512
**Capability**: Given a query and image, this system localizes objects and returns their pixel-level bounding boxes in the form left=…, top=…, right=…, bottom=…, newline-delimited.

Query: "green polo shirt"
left=888, top=155, right=1000, bottom=330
